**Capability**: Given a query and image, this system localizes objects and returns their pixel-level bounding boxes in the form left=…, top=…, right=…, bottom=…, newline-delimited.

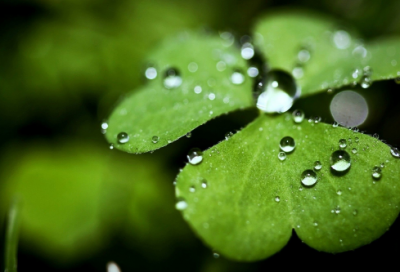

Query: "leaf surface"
left=176, top=113, right=400, bottom=261
left=105, top=32, right=253, bottom=153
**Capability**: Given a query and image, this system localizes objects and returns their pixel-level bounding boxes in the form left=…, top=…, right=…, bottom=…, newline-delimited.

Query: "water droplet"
left=213, top=252, right=220, bottom=259
left=335, top=206, right=341, bottom=214
left=107, top=261, right=121, bottom=272
left=220, top=31, right=234, bottom=47
left=101, top=120, right=108, bottom=134
left=152, top=135, right=159, bottom=144
left=391, top=147, right=400, bottom=158
left=163, top=68, right=182, bottom=89
left=241, top=42, right=255, bottom=60
left=256, top=70, right=300, bottom=113
left=339, top=139, right=347, bottom=149
left=292, top=67, right=304, bottom=79
left=314, top=116, right=321, bottom=124
left=330, top=150, right=351, bottom=172
left=314, top=161, right=322, bottom=171
left=225, top=132, right=233, bottom=140
left=333, top=30, right=351, bottom=49
left=187, top=148, right=203, bottom=165
left=189, top=186, right=196, bottom=193
left=109, top=144, right=114, bottom=150
left=313, top=221, right=318, bottom=227
left=360, top=66, right=372, bottom=89
left=216, top=61, right=226, bottom=71
left=188, top=62, right=198, bottom=73
left=145, top=66, right=157, bottom=80
left=301, top=169, right=318, bottom=187
left=175, top=198, right=188, bottom=210
left=332, top=122, right=339, bottom=128
left=372, top=166, right=382, bottom=179
left=280, top=136, right=295, bottom=153
left=117, top=132, right=129, bottom=144
left=230, top=70, right=245, bottom=85
left=194, top=85, right=202, bottom=94
left=337, top=190, right=342, bottom=196
left=355, top=137, right=359, bottom=143
left=208, top=93, right=216, bottom=100
left=247, top=67, right=259, bottom=78
left=275, top=196, right=280, bottom=202
left=352, top=148, right=357, bottom=154
left=292, top=109, right=305, bottom=123
left=297, top=49, right=311, bottom=63
left=278, top=152, right=287, bottom=161
left=186, top=132, right=192, bottom=138
left=201, top=180, right=208, bottom=188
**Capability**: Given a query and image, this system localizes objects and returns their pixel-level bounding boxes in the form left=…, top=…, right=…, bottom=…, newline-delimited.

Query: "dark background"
left=1, top=0, right=400, bottom=271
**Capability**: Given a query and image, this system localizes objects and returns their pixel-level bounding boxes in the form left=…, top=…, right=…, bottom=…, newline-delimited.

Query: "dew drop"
left=152, top=135, right=159, bottom=144
left=301, top=169, right=318, bottom=187
left=332, top=122, right=339, bottom=128
left=372, top=166, right=382, bottom=179
left=225, top=132, right=233, bottom=140
left=292, top=109, right=305, bottom=123
left=360, top=66, right=372, bottom=89
left=337, top=190, right=342, bottom=196
left=208, top=93, right=216, bottom=100
left=297, top=49, right=311, bottom=63
left=163, top=67, right=182, bottom=89
left=352, top=148, right=358, bottom=154
left=194, top=85, right=202, bottom=94
left=314, top=161, right=322, bottom=171
left=314, top=116, right=321, bottom=124
left=278, top=152, right=287, bottom=161
left=335, top=206, right=341, bottom=214
left=175, top=198, right=188, bottom=210
left=216, top=61, right=226, bottom=71
left=333, top=30, right=351, bottom=49
left=247, top=67, right=259, bottom=78
left=230, top=70, right=245, bottom=85
left=241, top=42, right=255, bottom=60
left=188, top=62, right=198, bottom=73
left=353, top=210, right=358, bottom=216
left=101, top=120, right=108, bottom=134
left=313, top=221, right=318, bottom=227
left=187, top=148, right=203, bottom=165
left=189, top=186, right=196, bottom=193
left=186, top=132, right=192, bottom=138
left=391, top=147, right=400, bottom=158
left=256, top=70, right=300, bottom=113
left=339, top=139, right=347, bottom=149
left=280, top=136, right=295, bottom=153
left=213, top=252, right=220, bottom=259
left=109, top=144, right=114, bottom=150
left=145, top=66, right=157, bottom=80
left=117, top=132, right=129, bottom=144
left=201, top=180, right=208, bottom=188
left=355, top=137, right=359, bottom=143
left=330, top=150, right=351, bottom=172
left=275, top=196, right=280, bottom=202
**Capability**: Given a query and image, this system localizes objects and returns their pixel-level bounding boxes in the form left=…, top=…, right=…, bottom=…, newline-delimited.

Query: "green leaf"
left=253, top=11, right=400, bottom=96
left=4, top=199, right=21, bottom=272
left=176, top=113, right=400, bottom=261
left=105, top=32, right=254, bottom=153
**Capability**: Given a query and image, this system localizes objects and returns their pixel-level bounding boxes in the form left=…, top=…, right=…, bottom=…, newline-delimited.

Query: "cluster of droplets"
left=278, top=136, right=295, bottom=161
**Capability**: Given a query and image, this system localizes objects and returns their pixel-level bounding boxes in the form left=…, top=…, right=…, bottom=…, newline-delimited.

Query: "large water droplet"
left=117, top=132, right=129, bottom=144
left=301, top=169, right=318, bottom=186
left=278, top=152, right=287, bottom=161
left=292, top=109, right=305, bottom=123
left=314, top=161, right=322, bottom=171
left=391, top=147, right=400, bottom=158
left=163, top=67, right=182, bottom=89
left=330, top=150, right=351, bottom=172
left=175, top=198, right=188, bottom=210
left=372, top=166, right=382, bottom=179
left=152, top=136, right=159, bottom=144
left=145, top=66, right=157, bottom=80
left=256, top=70, right=300, bottom=113
left=187, top=148, right=203, bottom=165
left=230, top=70, right=245, bottom=85
left=280, top=136, right=295, bottom=153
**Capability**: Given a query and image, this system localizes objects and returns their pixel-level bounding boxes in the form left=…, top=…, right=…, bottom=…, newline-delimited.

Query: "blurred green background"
left=1, top=0, right=400, bottom=271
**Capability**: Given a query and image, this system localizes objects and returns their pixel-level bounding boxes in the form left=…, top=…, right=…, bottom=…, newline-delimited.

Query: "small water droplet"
left=109, top=144, right=114, bottom=150
left=275, top=196, right=280, bottom=202
left=352, top=148, right=358, bottom=154
left=201, top=180, right=208, bottom=188
left=230, top=70, right=245, bottom=85
left=186, top=132, right=192, bottom=138
left=225, top=132, right=233, bottom=140
left=332, top=122, right=339, bottom=128
left=117, top=132, right=129, bottom=144
left=391, top=147, right=400, bottom=158
left=314, top=161, right=322, bottom=171
left=188, top=62, right=198, bottom=73
left=372, top=166, right=382, bottom=179
left=337, top=190, right=342, bottom=196
left=360, top=66, right=372, bottom=89
left=256, top=70, right=300, bottom=113
left=150, top=135, right=159, bottom=144
left=339, top=139, right=347, bottom=149
left=189, top=186, right=196, bottom=193
left=314, top=116, right=321, bottom=124
left=280, top=136, right=295, bottom=153
left=380, top=163, right=385, bottom=168
left=292, top=109, right=305, bottom=123
left=187, top=148, right=203, bottom=165
left=145, top=66, right=157, bottom=80
left=247, top=67, right=259, bottom=78
left=241, top=42, right=255, bottom=60
left=101, top=120, right=108, bottom=134
left=216, top=61, right=226, bottom=71
left=175, top=198, right=188, bottom=210
left=208, top=93, right=216, bottom=100
left=335, top=206, right=341, bottom=214
left=301, top=169, right=318, bottom=186
left=330, top=150, right=351, bottom=172
left=292, top=66, right=304, bottom=79
left=278, top=152, right=287, bottom=161
left=355, top=137, right=359, bottom=143
left=194, top=85, right=202, bottom=94
left=213, top=252, right=220, bottom=259
left=297, top=49, right=311, bottom=63
left=333, top=30, right=351, bottom=49
left=163, top=68, right=182, bottom=89
left=353, top=210, right=358, bottom=216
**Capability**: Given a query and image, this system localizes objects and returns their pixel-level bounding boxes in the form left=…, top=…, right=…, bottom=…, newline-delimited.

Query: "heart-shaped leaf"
left=105, top=32, right=253, bottom=153
left=176, top=113, right=400, bottom=261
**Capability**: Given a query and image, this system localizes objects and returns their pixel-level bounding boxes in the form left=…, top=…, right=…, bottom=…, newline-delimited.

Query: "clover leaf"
left=104, top=9, right=400, bottom=261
